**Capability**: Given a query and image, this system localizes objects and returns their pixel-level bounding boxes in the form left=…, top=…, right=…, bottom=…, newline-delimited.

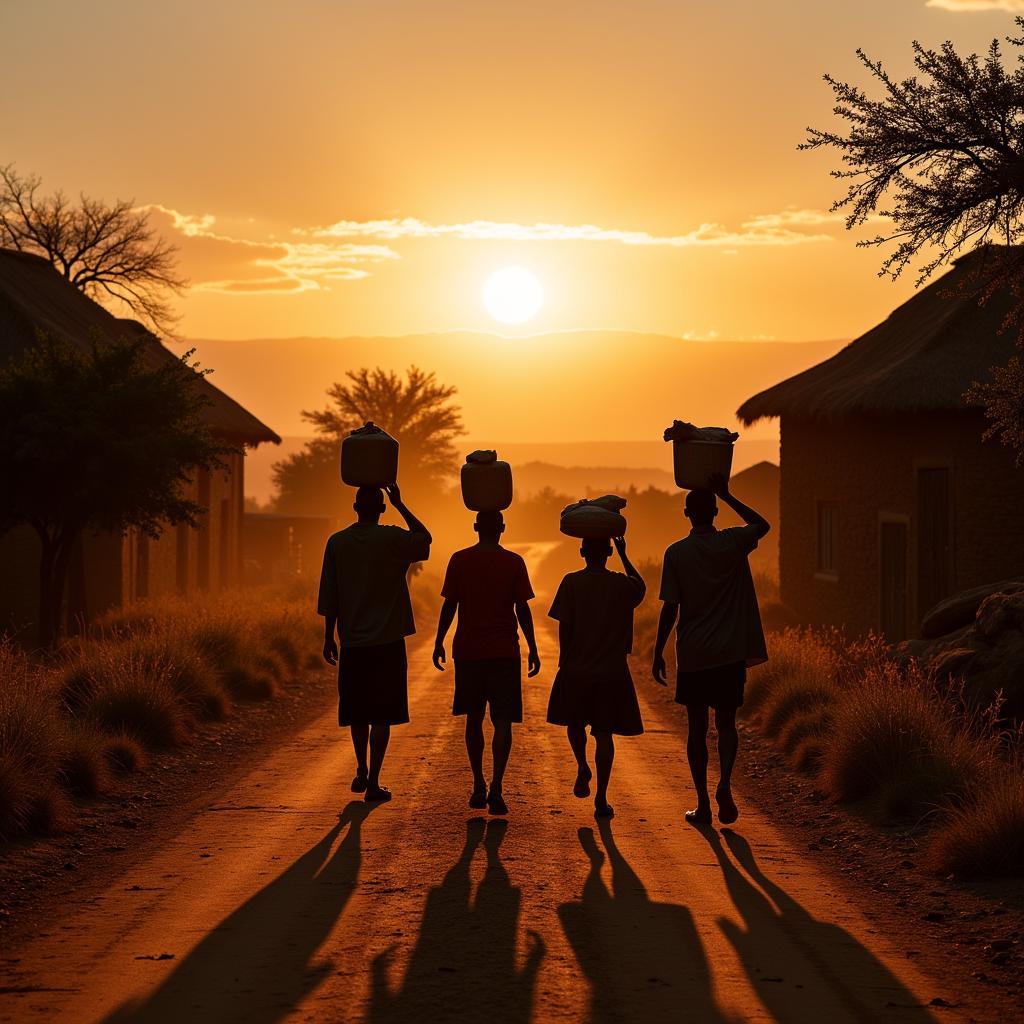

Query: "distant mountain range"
left=181, top=331, right=845, bottom=445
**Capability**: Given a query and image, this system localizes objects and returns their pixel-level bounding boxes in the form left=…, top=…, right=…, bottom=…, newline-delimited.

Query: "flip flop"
left=594, top=802, right=614, bottom=820
left=573, top=767, right=592, bottom=799
left=351, top=772, right=368, bottom=794
left=469, top=785, right=488, bottom=810
left=365, top=785, right=393, bottom=803
left=685, top=807, right=713, bottom=826
left=487, top=790, right=509, bottom=816
left=716, top=790, right=739, bottom=825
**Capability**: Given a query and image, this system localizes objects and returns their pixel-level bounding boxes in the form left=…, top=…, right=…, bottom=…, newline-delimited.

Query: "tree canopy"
left=805, top=19, right=1024, bottom=459
left=0, top=334, right=233, bottom=645
left=0, top=165, right=185, bottom=336
left=273, top=367, right=464, bottom=514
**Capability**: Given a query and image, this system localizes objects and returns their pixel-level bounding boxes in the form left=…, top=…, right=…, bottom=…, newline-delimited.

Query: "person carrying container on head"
left=651, top=472, right=769, bottom=827
left=319, top=423, right=432, bottom=804
left=433, top=452, right=540, bottom=816
left=546, top=496, right=646, bottom=820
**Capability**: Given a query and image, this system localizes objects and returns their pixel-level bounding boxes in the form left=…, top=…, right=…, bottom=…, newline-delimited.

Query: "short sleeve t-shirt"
left=548, top=568, right=645, bottom=677
left=317, top=523, right=430, bottom=648
left=659, top=524, right=767, bottom=672
left=441, top=545, right=534, bottom=661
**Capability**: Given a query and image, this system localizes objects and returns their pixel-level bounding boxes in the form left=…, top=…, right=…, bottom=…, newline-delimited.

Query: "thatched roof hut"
left=0, top=248, right=280, bottom=446
left=737, top=247, right=1020, bottom=425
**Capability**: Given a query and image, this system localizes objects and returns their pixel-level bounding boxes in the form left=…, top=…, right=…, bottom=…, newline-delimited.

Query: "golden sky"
left=2, top=1, right=1020, bottom=341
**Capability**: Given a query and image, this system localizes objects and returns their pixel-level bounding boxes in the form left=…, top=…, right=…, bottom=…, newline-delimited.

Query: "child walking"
left=546, top=535, right=645, bottom=819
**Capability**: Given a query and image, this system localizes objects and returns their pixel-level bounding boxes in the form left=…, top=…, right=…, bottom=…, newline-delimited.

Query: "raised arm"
left=385, top=483, right=432, bottom=544
left=433, top=597, right=457, bottom=671
left=710, top=472, right=770, bottom=539
left=613, top=536, right=646, bottom=597
left=514, top=601, right=541, bottom=677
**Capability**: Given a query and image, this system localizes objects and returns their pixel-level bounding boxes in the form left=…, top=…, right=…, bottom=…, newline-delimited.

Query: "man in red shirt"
left=433, top=511, right=541, bottom=814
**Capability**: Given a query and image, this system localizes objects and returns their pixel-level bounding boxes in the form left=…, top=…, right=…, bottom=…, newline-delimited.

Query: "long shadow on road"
left=102, top=800, right=376, bottom=1024
left=368, top=816, right=544, bottom=1024
left=559, top=819, right=738, bottom=1024
left=696, top=824, right=941, bottom=1023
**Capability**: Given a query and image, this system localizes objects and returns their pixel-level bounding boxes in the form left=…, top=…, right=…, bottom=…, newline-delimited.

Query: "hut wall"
left=779, top=410, right=1024, bottom=638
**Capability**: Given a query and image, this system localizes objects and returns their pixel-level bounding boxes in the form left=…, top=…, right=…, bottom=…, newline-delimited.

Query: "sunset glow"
left=481, top=266, right=543, bottom=324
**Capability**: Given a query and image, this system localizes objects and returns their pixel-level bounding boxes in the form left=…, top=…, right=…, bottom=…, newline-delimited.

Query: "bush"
left=59, top=725, right=110, bottom=798
left=103, top=732, right=146, bottom=774
left=761, top=673, right=833, bottom=738
left=0, top=641, right=67, bottom=838
left=746, top=629, right=837, bottom=712
left=822, top=661, right=994, bottom=818
left=131, top=634, right=230, bottom=721
left=78, top=644, right=190, bottom=749
left=929, top=759, right=1024, bottom=876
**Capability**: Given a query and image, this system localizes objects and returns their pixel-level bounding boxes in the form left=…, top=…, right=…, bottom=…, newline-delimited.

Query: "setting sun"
left=481, top=266, right=543, bottom=325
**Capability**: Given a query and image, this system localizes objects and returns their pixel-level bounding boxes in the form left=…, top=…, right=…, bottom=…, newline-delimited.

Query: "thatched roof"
left=0, top=249, right=280, bottom=445
left=737, top=247, right=1022, bottom=424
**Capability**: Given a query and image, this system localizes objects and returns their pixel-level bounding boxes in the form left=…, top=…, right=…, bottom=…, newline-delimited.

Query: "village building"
left=0, top=248, right=280, bottom=642
left=737, top=248, right=1024, bottom=641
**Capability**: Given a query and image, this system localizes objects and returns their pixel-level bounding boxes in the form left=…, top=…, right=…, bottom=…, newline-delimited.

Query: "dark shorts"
left=337, top=639, right=409, bottom=726
left=675, top=661, right=746, bottom=711
left=546, top=663, right=644, bottom=736
left=453, top=657, right=523, bottom=723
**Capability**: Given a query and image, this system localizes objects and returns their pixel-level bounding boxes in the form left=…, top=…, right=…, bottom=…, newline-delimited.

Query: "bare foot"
left=716, top=788, right=739, bottom=825
left=685, top=806, right=712, bottom=826
left=487, top=789, right=508, bottom=816
left=594, top=800, right=614, bottom=819
left=351, top=769, right=368, bottom=794
left=573, top=765, right=592, bottom=799
left=469, top=783, right=488, bottom=810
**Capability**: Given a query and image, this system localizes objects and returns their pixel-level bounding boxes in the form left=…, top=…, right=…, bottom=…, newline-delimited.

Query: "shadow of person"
left=102, top=800, right=377, bottom=1024
left=694, top=824, right=940, bottom=1023
left=368, top=817, right=544, bottom=1024
left=558, top=820, right=737, bottom=1024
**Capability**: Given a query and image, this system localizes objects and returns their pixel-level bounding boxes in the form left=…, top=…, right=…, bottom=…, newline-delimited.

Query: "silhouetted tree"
left=273, top=367, right=464, bottom=514
left=804, top=20, right=1024, bottom=459
left=0, top=165, right=185, bottom=336
left=0, top=335, right=232, bottom=647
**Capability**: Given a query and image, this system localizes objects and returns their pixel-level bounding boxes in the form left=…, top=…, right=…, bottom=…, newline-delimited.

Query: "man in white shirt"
left=652, top=474, right=769, bottom=826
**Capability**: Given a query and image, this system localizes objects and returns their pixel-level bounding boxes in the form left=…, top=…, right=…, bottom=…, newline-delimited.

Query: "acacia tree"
left=274, top=367, right=464, bottom=514
left=0, top=165, right=185, bottom=336
left=0, top=335, right=233, bottom=647
left=803, top=20, right=1024, bottom=458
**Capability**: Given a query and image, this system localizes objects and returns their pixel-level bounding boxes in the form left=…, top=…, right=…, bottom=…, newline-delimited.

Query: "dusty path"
left=1, top=610, right=976, bottom=1024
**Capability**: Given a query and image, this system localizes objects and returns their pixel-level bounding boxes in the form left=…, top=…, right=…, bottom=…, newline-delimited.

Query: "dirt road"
left=1, top=607, right=975, bottom=1024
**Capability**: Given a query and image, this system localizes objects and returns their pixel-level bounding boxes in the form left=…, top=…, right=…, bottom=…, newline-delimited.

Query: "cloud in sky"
left=151, top=205, right=851, bottom=296
left=310, top=211, right=841, bottom=248
left=144, top=205, right=398, bottom=294
left=926, top=0, right=1024, bottom=11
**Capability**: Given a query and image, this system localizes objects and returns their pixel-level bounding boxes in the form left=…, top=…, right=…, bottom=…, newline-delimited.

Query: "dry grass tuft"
left=2, top=588, right=321, bottom=843
left=928, top=761, right=1024, bottom=876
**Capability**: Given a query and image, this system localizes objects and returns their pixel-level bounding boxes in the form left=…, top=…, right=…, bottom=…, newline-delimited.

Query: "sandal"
left=351, top=771, right=368, bottom=794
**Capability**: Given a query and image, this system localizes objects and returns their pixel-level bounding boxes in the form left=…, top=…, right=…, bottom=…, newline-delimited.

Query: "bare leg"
left=350, top=723, right=369, bottom=774
left=567, top=725, right=592, bottom=797
left=685, top=705, right=712, bottom=823
left=594, top=731, right=615, bottom=817
left=490, top=719, right=512, bottom=791
left=715, top=707, right=740, bottom=824
left=465, top=710, right=486, bottom=790
left=366, top=723, right=392, bottom=800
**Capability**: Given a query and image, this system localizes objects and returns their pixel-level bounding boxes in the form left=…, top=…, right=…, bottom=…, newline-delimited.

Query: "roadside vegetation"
left=748, top=629, right=1024, bottom=877
left=0, top=587, right=325, bottom=842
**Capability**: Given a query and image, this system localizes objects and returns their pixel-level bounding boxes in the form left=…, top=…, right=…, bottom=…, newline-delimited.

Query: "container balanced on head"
left=652, top=420, right=770, bottom=828
left=433, top=450, right=539, bottom=816
left=545, top=494, right=646, bottom=820
left=318, top=421, right=432, bottom=803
